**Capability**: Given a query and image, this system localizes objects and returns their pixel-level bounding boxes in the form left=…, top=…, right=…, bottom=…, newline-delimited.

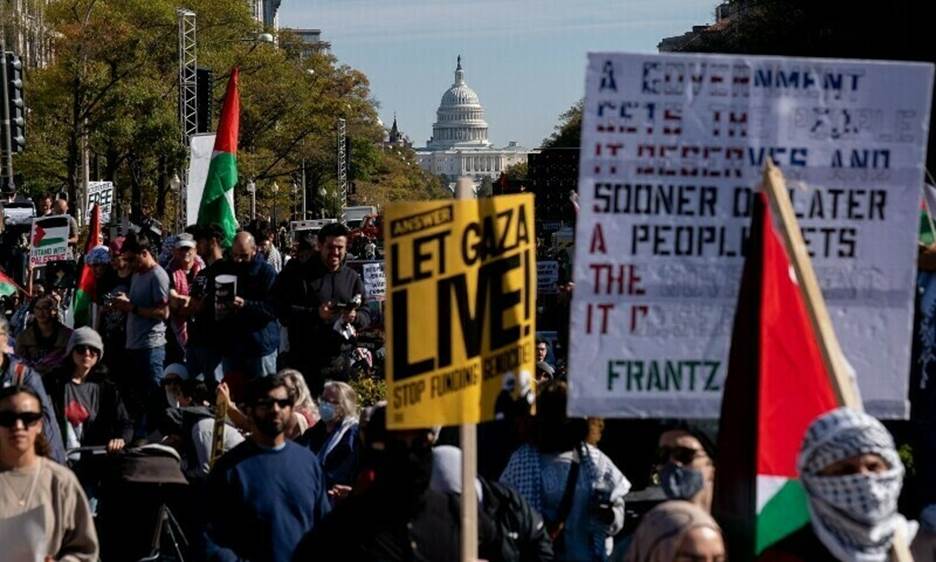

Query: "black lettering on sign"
left=392, top=289, right=435, bottom=380
left=437, top=250, right=526, bottom=368
left=390, top=230, right=451, bottom=287
left=393, top=379, right=426, bottom=408
left=390, top=204, right=454, bottom=237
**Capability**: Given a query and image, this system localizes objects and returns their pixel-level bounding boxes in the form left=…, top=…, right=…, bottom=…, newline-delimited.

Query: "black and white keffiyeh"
left=798, top=408, right=908, bottom=562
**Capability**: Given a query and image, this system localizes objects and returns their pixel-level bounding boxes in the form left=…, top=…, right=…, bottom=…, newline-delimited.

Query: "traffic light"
left=4, top=52, right=25, bottom=153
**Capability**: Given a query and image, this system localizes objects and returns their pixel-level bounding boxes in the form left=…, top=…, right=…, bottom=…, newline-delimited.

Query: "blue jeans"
left=128, top=345, right=166, bottom=435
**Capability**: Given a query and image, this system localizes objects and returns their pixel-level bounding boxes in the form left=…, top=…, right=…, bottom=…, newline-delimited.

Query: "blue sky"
left=279, top=0, right=716, bottom=148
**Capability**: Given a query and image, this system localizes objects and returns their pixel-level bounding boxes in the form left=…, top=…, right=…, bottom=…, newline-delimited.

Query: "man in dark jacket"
left=198, top=231, right=279, bottom=380
left=273, top=223, right=369, bottom=393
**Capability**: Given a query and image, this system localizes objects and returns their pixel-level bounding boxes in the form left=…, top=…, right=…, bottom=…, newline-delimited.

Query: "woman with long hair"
left=0, top=385, right=99, bottom=561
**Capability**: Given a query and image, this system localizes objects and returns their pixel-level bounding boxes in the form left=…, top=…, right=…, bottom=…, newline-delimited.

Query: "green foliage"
left=542, top=100, right=583, bottom=149
left=349, top=376, right=386, bottom=408
left=14, top=0, right=439, bottom=225
left=504, top=161, right=527, bottom=180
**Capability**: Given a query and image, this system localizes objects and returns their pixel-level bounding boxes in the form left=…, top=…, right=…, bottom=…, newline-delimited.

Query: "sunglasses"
left=254, top=397, right=293, bottom=409
left=73, top=345, right=100, bottom=356
left=658, top=445, right=705, bottom=465
left=0, top=411, right=43, bottom=429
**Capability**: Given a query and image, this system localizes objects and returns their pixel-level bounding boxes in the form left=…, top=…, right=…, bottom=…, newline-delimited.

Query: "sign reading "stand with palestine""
left=569, top=53, right=933, bottom=419
left=29, top=216, right=71, bottom=267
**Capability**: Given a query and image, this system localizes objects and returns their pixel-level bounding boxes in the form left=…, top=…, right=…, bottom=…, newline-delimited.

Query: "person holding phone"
left=273, top=223, right=370, bottom=394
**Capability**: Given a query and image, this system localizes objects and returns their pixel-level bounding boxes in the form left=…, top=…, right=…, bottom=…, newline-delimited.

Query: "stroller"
left=91, top=444, right=190, bottom=561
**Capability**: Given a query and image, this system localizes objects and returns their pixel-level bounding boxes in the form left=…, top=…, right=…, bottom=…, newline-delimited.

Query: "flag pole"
left=760, top=160, right=860, bottom=409
left=454, top=177, right=477, bottom=562
left=761, top=160, right=911, bottom=562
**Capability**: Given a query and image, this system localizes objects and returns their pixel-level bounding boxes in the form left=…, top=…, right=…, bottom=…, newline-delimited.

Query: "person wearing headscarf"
left=761, top=407, right=918, bottom=562
left=622, top=500, right=724, bottom=562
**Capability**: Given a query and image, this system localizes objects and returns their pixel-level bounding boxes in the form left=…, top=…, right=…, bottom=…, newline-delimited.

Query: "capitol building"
left=415, top=57, right=532, bottom=189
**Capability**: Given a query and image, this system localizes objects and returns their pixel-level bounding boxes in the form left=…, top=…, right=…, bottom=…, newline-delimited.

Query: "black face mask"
left=377, top=441, right=433, bottom=497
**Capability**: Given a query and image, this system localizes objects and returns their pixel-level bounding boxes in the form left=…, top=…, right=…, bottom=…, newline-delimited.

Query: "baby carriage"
left=92, top=444, right=190, bottom=561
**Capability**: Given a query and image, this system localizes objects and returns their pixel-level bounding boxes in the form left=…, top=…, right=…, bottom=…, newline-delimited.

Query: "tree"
left=14, top=0, right=444, bottom=227
left=542, top=100, right=583, bottom=149
left=504, top=161, right=527, bottom=180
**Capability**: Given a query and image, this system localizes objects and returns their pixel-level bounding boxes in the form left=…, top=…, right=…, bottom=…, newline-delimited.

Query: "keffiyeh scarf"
left=798, top=408, right=907, bottom=562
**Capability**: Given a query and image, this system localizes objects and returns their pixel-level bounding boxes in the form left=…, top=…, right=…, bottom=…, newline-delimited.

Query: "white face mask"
left=165, top=389, right=180, bottom=408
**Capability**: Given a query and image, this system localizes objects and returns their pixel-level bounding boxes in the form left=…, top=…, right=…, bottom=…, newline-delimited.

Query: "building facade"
left=248, top=0, right=282, bottom=29
left=416, top=57, right=532, bottom=189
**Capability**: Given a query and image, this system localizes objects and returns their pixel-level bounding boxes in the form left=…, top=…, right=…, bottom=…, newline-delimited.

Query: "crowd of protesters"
left=0, top=199, right=935, bottom=562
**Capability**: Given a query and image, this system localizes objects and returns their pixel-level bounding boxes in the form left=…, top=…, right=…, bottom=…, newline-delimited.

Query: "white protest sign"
left=569, top=53, right=934, bottom=419
left=87, top=181, right=114, bottom=223
left=538, top=261, right=560, bottom=294
left=29, top=215, right=71, bottom=267
left=362, top=261, right=386, bottom=301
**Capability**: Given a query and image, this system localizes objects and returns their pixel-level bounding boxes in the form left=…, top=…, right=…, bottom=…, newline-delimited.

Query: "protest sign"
left=29, top=216, right=71, bottom=267
left=569, top=53, right=934, bottom=419
left=537, top=260, right=560, bottom=294
left=362, top=261, right=386, bottom=301
left=385, top=193, right=536, bottom=429
left=87, top=181, right=114, bottom=223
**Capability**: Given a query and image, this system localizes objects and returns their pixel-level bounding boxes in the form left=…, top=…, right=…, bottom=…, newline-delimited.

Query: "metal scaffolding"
left=177, top=9, right=197, bottom=229
left=177, top=9, right=198, bottom=148
left=337, top=117, right=347, bottom=209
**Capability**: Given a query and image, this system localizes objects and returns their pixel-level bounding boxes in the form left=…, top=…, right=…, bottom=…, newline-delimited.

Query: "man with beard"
left=273, top=223, right=369, bottom=394
left=202, top=375, right=330, bottom=562
left=218, top=232, right=279, bottom=379
left=293, top=404, right=504, bottom=561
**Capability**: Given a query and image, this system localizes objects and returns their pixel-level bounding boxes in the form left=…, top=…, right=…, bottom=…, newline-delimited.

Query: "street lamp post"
left=169, top=173, right=182, bottom=231
left=247, top=179, right=256, bottom=220
left=271, top=181, right=279, bottom=228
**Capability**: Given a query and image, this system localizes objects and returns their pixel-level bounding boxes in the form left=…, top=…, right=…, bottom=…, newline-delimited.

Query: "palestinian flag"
left=713, top=192, right=840, bottom=559
left=73, top=204, right=101, bottom=328
left=0, top=270, right=17, bottom=298
left=197, top=67, right=240, bottom=247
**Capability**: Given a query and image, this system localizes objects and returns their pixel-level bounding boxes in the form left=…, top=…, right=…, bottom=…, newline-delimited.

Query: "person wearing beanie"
left=44, top=328, right=133, bottom=490
left=762, top=407, right=921, bottom=561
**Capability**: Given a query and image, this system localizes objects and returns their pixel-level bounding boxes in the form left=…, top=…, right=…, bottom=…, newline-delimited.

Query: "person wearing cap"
left=761, top=407, right=921, bottom=561
left=166, top=232, right=202, bottom=364
left=44, top=327, right=132, bottom=467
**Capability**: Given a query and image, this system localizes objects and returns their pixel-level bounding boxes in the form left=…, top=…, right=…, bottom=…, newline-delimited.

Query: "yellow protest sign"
left=385, top=193, right=536, bottom=429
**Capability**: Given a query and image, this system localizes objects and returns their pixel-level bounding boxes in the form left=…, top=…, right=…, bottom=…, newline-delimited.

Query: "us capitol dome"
left=415, top=56, right=532, bottom=190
